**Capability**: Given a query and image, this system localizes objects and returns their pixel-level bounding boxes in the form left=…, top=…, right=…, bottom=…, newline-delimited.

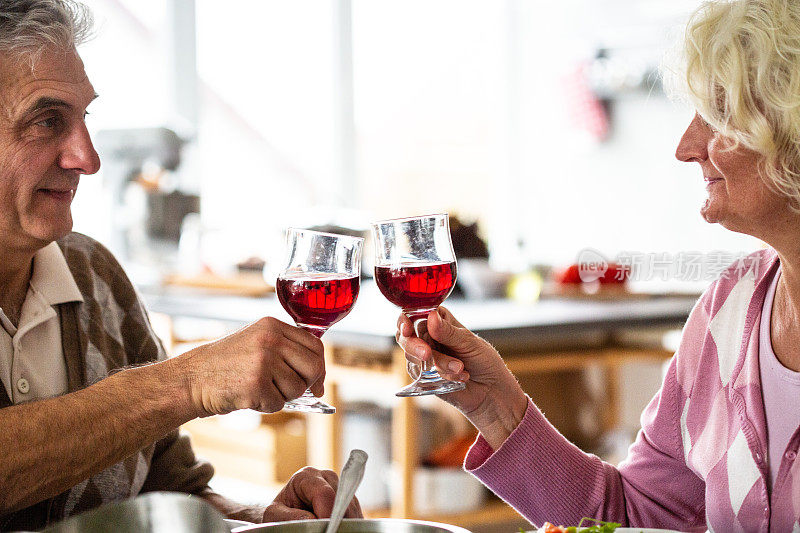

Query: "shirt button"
left=16, top=378, right=29, bottom=394
left=787, top=451, right=797, bottom=460
left=755, top=452, right=763, bottom=462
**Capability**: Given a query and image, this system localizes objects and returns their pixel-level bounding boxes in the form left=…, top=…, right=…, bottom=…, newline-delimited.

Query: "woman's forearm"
left=467, top=385, right=529, bottom=450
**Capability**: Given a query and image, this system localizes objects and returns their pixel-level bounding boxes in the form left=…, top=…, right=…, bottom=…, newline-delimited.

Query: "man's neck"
left=0, top=246, right=37, bottom=328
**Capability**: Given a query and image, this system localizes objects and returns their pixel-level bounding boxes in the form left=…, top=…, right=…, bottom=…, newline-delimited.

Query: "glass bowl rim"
left=371, top=213, right=449, bottom=226
left=285, top=228, right=365, bottom=242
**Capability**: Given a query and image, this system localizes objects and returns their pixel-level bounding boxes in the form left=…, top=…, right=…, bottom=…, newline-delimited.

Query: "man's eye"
left=34, top=115, right=61, bottom=129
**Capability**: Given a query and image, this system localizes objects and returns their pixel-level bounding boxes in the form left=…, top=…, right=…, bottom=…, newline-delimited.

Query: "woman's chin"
left=700, top=199, right=720, bottom=223
left=701, top=203, right=754, bottom=236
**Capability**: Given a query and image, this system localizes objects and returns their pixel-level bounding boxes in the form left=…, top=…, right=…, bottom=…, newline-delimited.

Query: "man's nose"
left=59, top=121, right=101, bottom=175
left=675, top=115, right=709, bottom=163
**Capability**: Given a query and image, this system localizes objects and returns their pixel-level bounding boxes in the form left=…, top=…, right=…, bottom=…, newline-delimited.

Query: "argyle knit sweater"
left=466, top=248, right=800, bottom=533
left=0, top=233, right=213, bottom=531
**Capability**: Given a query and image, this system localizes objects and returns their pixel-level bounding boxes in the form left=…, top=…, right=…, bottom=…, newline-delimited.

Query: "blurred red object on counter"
left=555, top=263, right=630, bottom=285
left=598, top=263, right=631, bottom=284
left=556, top=264, right=583, bottom=284
left=423, top=432, right=478, bottom=468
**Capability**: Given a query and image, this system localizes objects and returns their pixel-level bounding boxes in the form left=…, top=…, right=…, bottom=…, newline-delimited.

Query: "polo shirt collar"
left=29, top=241, right=84, bottom=305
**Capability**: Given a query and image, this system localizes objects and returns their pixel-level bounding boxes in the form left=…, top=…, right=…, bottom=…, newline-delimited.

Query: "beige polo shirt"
left=0, top=241, right=83, bottom=404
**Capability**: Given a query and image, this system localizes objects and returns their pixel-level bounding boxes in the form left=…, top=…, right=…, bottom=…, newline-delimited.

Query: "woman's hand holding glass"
left=372, top=213, right=465, bottom=396
left=395, top=306, right=529, bottom=450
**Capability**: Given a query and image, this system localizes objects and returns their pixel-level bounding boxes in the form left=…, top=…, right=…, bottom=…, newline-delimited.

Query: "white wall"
left=501, top=0, right=760, bottom=268
left=71, top=0, right=762, bottom=276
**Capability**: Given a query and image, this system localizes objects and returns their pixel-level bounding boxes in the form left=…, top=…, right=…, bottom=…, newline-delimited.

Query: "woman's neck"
left=769, top=246, right=800, bottom=371
left=775, top=240, right=800, bottom=302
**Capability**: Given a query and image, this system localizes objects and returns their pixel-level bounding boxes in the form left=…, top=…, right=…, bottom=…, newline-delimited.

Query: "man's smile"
left=36, top=187, right=75, bottom=202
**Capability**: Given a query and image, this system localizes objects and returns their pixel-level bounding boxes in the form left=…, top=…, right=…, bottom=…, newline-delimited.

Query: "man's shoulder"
left=56, top=232, right=125, bottom=276
left=57, top=231, right=115, bottom=260
left=56, top=232, right=134, bottom=297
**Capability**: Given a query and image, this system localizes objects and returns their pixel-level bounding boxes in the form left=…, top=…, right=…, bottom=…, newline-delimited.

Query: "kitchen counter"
left=140, top=280, right=698, bottom=351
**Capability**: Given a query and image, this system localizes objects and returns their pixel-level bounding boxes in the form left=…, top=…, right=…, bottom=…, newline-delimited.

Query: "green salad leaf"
left=523, top=518, right=622, bottom=532
left=575, top=518, right=622, bottom=532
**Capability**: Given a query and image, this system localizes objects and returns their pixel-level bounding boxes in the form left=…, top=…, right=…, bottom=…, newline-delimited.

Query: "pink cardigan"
left=466, top=249, right=800, bottom=533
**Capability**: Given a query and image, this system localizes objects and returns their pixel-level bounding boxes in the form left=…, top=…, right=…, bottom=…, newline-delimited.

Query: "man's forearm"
left=198, top=489, right=266, bottom=524
left=0, top=357, right=196, bottom=513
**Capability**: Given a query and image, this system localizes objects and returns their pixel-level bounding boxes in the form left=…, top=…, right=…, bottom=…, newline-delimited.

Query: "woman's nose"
left=675, top=114, right=710, bottom=163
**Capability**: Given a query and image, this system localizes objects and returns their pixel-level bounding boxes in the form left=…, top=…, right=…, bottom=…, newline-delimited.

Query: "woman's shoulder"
left=672, top=248, right=778, bottom=390
left=698, top=247, right=777, bottom=316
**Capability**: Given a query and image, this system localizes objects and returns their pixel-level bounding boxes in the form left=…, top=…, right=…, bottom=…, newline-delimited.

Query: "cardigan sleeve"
left=465, top=295, right=712, bottom=531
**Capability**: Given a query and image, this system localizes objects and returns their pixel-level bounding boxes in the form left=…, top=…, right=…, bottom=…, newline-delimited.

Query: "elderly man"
left=0, top=0, right=361, bottom=529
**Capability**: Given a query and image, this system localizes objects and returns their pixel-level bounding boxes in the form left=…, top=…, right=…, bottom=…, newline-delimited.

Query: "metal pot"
left=40, top=492, right=230, bottom=533
left=233, top=519, right=472, bottom=533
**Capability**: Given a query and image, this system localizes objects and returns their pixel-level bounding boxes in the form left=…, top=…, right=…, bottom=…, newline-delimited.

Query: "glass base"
left=283, top=390, right=336, bottom=414
left=395, top=375, right=466, bottom=397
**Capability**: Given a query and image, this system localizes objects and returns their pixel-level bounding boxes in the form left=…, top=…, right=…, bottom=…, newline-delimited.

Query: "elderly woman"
left=396, top=1, right=800, bottom=531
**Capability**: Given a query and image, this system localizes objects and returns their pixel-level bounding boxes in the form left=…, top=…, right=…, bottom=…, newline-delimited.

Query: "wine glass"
left=275, top=228, right=364, bottom=413
left=372, top=213, right=466, bottom=397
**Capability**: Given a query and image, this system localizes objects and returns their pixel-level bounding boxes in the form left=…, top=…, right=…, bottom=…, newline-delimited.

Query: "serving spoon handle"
left=324, top=449, right=368, bottom=533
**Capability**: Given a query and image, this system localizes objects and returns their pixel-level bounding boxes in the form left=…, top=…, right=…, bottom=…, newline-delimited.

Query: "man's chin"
left=28, top=218, right=74, bottom=245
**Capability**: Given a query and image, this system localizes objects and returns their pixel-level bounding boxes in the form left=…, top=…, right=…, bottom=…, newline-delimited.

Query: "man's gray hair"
left=0, top=0, right=93, bottom=60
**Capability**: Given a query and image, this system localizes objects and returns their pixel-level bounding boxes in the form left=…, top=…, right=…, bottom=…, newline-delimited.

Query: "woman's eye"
left=702, top=118, right=717, bottom=133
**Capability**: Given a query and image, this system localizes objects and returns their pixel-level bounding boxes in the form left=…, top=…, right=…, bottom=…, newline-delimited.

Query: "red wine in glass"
left=277, top=274, right=360, bottom=337
left=372, top=213, right=465, bottom=397
left=374, top=262, right=456, bottom=321
left=275, top=228, right=363, bottom=414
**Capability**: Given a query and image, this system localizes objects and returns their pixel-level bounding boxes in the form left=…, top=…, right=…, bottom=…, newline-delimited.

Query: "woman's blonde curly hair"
left=675, top=0, right=800, bottom=210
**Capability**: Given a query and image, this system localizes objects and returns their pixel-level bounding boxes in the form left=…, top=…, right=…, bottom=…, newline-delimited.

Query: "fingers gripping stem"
left=412, top=317, right=442, bottom=378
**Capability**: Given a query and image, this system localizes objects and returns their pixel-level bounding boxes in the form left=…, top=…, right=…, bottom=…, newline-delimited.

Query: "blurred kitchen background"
left=72, top=1, right=761, bottom=531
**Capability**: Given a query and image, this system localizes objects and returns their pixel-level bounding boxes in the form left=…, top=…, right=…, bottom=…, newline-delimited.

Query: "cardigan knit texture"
left=465, top=248, right=800, bottom=533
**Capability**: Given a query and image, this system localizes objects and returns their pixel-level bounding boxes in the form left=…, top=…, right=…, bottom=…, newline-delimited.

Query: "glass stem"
left=412, top=316, right=437, bottom=376
left=300, top=325, right=328, bottom=339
